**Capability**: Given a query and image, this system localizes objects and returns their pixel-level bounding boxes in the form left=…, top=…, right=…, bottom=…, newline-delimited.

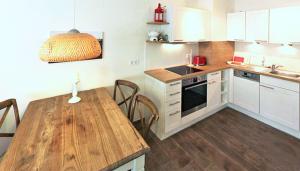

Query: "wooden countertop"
left=0, top=88, right=150, bottom=171
left=145, top=64, right=231, bottom=83
left=145, top=64, right=300, bottom=84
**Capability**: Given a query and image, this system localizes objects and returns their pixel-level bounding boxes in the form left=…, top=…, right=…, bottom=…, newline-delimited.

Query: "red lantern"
left=154, top=3, right=164, bottom=22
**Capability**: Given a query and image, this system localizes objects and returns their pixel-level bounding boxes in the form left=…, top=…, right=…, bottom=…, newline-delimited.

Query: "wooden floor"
left=145, top=108, right=300, bottom=171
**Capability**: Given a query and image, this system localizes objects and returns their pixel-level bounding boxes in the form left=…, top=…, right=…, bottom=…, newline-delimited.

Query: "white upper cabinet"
left=168, top=7, right=210, bottom=42
left=246, top=10, right=269, bottom=42
left=270, top=6, right=300, bottom=44
left=227, top=12, right=246, bottom=41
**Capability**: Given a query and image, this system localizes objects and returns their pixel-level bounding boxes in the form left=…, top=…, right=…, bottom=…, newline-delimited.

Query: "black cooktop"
left=166, top=65, right=203, bottom=76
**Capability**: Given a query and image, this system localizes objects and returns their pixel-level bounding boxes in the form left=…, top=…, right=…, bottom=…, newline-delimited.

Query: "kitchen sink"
left=249, top=66, right=270, bottom=72
left=242, top=65, right=270, bottom=72
left=270, top=70, right=300, bottom=78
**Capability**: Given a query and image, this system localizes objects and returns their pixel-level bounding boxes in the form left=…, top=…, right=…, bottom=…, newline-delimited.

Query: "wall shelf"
left=147, top=22, right=170, bottom=25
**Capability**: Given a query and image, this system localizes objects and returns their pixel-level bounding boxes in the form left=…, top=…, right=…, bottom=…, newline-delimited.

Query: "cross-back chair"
left=0, top=99, right=20, bottom=138
left=113, top=80, right=139, bottom=118
left=130, top=95, right=159, bottom=139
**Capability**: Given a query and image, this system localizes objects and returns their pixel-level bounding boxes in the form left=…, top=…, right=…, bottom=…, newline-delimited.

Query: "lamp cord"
left=73, top=0, right=76, bottom=28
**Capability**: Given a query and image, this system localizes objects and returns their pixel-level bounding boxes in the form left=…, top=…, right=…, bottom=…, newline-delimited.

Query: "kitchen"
left=144, top=0, right=300, bottom=170
left=1, top=0, right=300, bottom=171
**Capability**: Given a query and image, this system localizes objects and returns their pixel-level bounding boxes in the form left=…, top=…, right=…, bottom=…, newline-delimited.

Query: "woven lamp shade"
left=39, top=31, right=101, bottom=62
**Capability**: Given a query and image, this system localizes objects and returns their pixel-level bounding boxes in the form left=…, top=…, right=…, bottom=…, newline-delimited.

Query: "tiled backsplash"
left=235, top=42, right=300, bottom=72
left=198, top=41, right=235, bottom=65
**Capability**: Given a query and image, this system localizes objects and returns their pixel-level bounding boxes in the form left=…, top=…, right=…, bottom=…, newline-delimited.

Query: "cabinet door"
left=171, top=7, right=185, bottom=42
left=233, top=76, right=260, bottom=113
left=246, top=10, right=269, bottom=42
left=260, top=84, right=300, bottom=131
left=227, top=12, right=246, bottom=41
left=270, top=6, right=300, bottom=44
left=207, top=72, right=221, bottom=109
left=171, top=7, right=210, bottom=42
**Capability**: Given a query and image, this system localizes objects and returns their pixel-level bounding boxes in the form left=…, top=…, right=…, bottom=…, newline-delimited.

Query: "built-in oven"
left=181, top=75, right=207, bottom=117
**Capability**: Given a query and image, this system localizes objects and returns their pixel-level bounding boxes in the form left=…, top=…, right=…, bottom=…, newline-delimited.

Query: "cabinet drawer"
left=165, top=99, right=181, bottom=112
left=261, top=75, right=299, bottom=92
left=165, top=109, right=181, bottom=132
left=166, top=81, right=181, bottom=92
left=208, top=71, right=221, bottom=81
left=165, top=91, right=181, bottom=101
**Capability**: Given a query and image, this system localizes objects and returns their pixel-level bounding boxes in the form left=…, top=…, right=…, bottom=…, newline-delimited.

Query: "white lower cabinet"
left=113, top=155, right=145, bottom=171
left=233, top=75, right=260, bottom=114
left=260, top=76, right=300, bottom=131
left=207, top=71, right=221, bottom=110
left=145, top=70, right=227, bottom=140
left=145, top=76, right=182, bottom=140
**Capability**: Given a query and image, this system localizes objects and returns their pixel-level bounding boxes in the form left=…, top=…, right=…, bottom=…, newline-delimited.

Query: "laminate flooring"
left=145, top=108, right=300, bottom=171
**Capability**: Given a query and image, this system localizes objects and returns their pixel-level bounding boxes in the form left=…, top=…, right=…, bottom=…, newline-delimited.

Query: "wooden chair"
left=0, top=99, right=20, bottom=160
left=130, top=95, right=159, bottom=139
left=0, top=99, right=20, bottom=137
left=113, top=80, right=139, bottom=118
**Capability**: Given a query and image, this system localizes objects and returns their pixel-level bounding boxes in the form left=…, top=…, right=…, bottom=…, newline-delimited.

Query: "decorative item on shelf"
left=148, top=31, right=169, bottom=42
left=158, top=33, right=168, bottom=42
left=154, top=3, right=165, bottom=22
left=148, top=31, right=160, bottom=41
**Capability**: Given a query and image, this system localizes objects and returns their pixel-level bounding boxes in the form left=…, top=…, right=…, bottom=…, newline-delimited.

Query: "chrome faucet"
left=261, top=56, right=266, bottom=67
left=271, top=64, right=283, bottom=73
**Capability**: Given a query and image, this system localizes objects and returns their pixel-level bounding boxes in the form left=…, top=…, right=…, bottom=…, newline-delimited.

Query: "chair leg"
left=0, top=152, right=4, bottom=161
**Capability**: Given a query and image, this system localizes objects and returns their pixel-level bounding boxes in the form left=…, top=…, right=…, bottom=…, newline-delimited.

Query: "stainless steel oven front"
left=181, top=75, right=207, bottom=117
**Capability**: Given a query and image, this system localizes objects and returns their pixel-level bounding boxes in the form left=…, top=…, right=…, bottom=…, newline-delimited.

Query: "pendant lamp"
left=39, top=0, right=102, bottom=104
left=39, top=1, right=101, bottom=63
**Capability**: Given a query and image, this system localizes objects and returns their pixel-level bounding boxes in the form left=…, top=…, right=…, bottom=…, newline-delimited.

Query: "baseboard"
left=228, top=103, right=300, bottom=139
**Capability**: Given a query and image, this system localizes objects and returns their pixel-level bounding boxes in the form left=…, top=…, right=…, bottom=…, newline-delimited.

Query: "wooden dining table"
left=0, top=88, right=150, bottom=171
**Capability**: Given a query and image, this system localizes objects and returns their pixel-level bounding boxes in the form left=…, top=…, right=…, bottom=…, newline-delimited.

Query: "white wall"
left=234, top=0, right=300, bottom=11
left=145, top=44, right=199, bottom=70
left=0, top=0, right=150, bottom=154
left=234, top=0, right=300, bottom=72
left=1, top=0, right=231, bottom=154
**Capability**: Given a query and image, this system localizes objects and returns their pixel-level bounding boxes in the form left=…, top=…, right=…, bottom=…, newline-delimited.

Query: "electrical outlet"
left=130, top=59, right=139, bottom=65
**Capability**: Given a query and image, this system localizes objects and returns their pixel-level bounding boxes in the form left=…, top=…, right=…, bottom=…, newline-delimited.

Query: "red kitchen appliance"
left=193, top=56, right=206, bottom=66
left=233, top=56, right=245, bottom=63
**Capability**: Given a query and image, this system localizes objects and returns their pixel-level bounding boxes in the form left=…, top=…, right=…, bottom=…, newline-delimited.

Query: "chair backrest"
left=130, top=95, right=159, bottom=139
left=0, top=99, right=20, bottom=137
left=113, top=80, right=139, bottom=118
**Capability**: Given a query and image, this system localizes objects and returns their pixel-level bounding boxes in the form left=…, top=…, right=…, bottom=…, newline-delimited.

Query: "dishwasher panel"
left=233, top=70, right=260, bottom=114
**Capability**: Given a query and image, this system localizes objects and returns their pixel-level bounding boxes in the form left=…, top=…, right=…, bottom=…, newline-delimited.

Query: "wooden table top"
left=0, top=88, right=150, bottom=171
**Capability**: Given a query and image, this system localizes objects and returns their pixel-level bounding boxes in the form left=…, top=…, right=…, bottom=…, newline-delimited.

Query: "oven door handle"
left=184, top=82, right=207, bottom=91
